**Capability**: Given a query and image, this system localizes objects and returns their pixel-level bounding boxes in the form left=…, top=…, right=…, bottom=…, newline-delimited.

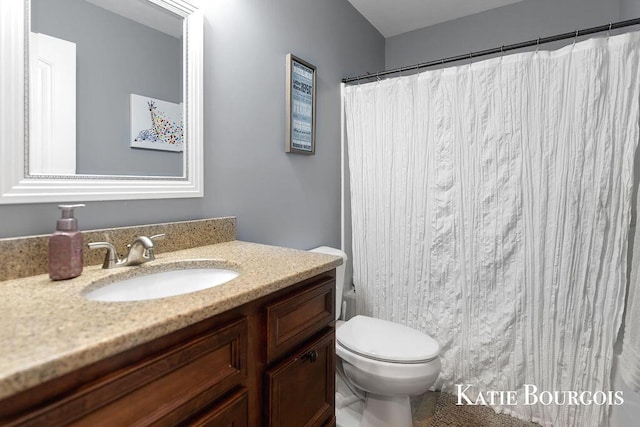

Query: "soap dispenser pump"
left=49, top=204, right=85, bottom=281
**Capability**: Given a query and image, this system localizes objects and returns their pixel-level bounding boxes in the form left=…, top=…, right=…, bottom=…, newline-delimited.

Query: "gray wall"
left=386, top=0, right=621, bottom=70
left=621, top=0, right=640, bottom=18
left=200, top=0, right=382, bottom=249
left=0, top=0, right=384, bottom=252
left=32, top=0, right=183, bottom=177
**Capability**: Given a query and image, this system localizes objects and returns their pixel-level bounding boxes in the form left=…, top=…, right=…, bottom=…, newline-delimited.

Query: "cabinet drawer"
left=266, top=277, right=335, bottom=363
left=12, top=318, right=248, bottom=427
left=265, top=329, right=335, bottom=427
left=191, top=388, right=248, bottom=427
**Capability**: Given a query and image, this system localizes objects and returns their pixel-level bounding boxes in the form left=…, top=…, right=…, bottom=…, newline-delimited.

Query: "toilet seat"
left=337, top=315, right=440, bottom=364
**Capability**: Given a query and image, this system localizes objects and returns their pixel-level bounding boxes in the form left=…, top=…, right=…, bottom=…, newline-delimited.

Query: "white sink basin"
left=83, top=267, right=239, bottom=302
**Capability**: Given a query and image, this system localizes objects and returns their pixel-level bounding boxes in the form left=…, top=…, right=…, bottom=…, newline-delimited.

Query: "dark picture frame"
left=285, top=54, right=317, bottom=155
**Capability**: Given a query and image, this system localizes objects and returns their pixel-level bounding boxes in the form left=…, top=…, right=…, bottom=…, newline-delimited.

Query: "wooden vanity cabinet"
left=264, top=276, right=336, bottom=427
left=0, top=271, right=336, bottom=427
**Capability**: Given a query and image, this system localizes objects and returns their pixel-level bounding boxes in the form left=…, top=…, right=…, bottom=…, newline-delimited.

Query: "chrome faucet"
left=88, top=234, right=165, bottom=268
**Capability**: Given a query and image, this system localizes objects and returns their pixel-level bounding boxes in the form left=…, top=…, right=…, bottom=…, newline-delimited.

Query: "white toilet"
left=310, top=247, right=441, bottom=427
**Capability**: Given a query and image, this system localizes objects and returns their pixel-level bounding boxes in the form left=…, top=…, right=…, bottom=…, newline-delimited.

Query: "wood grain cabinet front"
left=1, top=318, right=248, bottom=427
left=190, top=388, right=249, bottom=427
left=266, top=277, right=335, bottom=364
left=0, top=271, right=337, bottom=427
left=264, top=276, right=336, bottom=426
left=265, top=330, right=335, bottom=427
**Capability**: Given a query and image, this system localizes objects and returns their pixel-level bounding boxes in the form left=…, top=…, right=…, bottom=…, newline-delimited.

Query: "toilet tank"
left=309, top=246, right=347, bottom=321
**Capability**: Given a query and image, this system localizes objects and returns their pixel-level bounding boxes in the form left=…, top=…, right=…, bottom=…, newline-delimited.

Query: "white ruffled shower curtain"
left=621, top=193, right=640, bottom=391
left=344, top=32, right=640, bottom=427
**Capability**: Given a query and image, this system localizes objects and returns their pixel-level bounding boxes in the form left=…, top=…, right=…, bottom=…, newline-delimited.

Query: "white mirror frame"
left=0, top=0, right=203, bottom=204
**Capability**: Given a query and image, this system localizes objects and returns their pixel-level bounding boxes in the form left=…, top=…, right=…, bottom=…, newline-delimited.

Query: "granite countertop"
left=0, top=240, right=342, bottom=400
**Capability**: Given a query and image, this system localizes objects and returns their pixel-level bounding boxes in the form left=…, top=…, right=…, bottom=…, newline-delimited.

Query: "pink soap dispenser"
left=49, top=204, right=85, bottom=281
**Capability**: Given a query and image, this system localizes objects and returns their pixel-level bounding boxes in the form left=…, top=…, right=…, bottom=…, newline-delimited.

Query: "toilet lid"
left=337, top=315, right=440, bottom=363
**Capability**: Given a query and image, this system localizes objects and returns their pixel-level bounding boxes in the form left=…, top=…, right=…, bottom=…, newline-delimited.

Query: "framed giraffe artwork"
left=130, top=94, right=184, bottom=152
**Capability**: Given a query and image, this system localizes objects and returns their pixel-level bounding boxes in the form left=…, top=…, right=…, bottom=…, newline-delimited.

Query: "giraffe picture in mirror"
left=130, top=94, right=184, bottom=152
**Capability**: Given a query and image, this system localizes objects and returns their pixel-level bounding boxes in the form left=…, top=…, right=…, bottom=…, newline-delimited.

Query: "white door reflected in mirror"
left=29, top=32, right=76, bottom=175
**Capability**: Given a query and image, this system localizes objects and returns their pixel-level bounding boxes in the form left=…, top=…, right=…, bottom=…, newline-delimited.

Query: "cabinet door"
left=191, top=389, right=248, bottom=427
left=265, top=330, right=335, bottom=427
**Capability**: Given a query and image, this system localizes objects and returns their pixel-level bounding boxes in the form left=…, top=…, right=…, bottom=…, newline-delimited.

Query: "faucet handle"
left=145, top=234, right=166, bottom=260
left=147, top=234, right=166, bottom=257
left=88, top=241, right=120, bottom=269
left=150, top=233, right=166, bottom=242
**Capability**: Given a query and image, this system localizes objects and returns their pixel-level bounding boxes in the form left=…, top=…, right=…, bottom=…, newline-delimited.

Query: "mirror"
left=30, top=0, right=184, bottom=177
left=0, top=0, right=203, bottom=204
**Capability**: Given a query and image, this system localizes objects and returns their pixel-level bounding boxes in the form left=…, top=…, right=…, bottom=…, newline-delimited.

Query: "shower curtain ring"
left=573, top=29, right=579, bottom=45
left=608, top=22, right=612, bottom=38
left=536, top=37, right=540, bottom=53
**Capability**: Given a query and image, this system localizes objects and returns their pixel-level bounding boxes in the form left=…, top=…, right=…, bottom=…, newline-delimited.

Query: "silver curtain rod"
left=342, top=17, right=640, bottom=84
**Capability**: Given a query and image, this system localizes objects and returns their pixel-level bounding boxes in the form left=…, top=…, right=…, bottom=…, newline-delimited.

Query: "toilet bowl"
left=310, top=247, right=441, bottom=427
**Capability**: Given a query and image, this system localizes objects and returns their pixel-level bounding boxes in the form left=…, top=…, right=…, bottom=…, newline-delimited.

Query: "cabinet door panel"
left=265, top=330, right=335, bottom=427
left=191, top=389, right=248, bottom=427
left=266, top=278, right=335, bottom=363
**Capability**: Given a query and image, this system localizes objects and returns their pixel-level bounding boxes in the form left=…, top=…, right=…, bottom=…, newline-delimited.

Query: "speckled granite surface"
left=0, top=240, right=342, bottom=400
left=0, top=217, right=237, bottom=281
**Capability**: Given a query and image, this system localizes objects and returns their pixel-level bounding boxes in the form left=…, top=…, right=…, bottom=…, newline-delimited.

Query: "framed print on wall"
left=286, top=54, right=316, bottom=155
